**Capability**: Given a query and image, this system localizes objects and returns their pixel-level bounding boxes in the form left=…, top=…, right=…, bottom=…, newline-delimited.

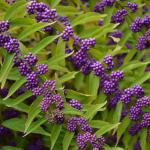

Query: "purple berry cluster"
left=62, top=26, right=74, bottom=41
left=1, top=109, right=19, bottom=120
left=67, top=116, right=105, bottom=149
left=130, top=15, right=150, bottom=50
left=126, top=2, right=138, bottom=12
left=69, top=99, right=83, bottom=110
left=0, top=21, right=20, bottom=54
left=0, top=125, right=12, bottom=136
left=120, top=84, right=144, bottom=104
left=94, top=0, right=116, bottom=13
left=120, top=84, right=150, bottom=138
left=2, top=0, right=150, bottom=149
left=17, top=53, right=49, bottom=91
left=67, top=116, right=92, bottom=132
left=77, top=132, right=105, bottom=149
left=24, top=52, right=37, bottom=66
left=111, top=9, right=128, bottom=24
left=27, top=1, right=57, bottom=34
left=0, top=21, right=9, bottom=33
left=130, top=17, right=143, bottom=33
left=70, top=40, right=124, bottom=109
left=26, top=138, right=44, bottom=150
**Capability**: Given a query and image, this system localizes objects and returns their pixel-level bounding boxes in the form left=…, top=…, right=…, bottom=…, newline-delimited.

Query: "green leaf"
left=4, top=0, right=26, bottom=20
left=56, top=6, right=82, bottom=16
left=117, top=116, right=130, bottom=145
left=71, top=12, right=106, bottom=27
left=132, top=72, right=150, bottom=85
left=48, top=65, right=69, bottom=72
left=0, top=0, right=9, bottom=10
left=63, top=104, right=83, bottom=116
left=0, top=53, right=14, bottom=88
left=47, top=52, right=73, bottom=66
left=93, top=24, right=118, bottom=39
left=88, top=72, right=100, bottom=97
left=113, top=101, right=122, bottom=123
left=80, top=23, right=117, bottom=39
left=24, top=118, right=48, bottom=136
left=25, top=97, right=41, bottom=132
left=90, top=120, right=111, bottom=128
left=50, top=0, right=61, bottom=8
left=51, top=125, right=62, bottom=150
left=121, top=61, right=150, bottom=72
left=124, top=49, right=137, bottom=64
left=83, top=102, right=106, bottom=120
left=104, top=146, right=125, bottom=150
left=3, top=77, right=26, bottom=100
left=2, top=118, right=25, bottom=132
left=32, top=35, right=59, bottom=54
left=2, top=146, right=23, bottom=150
left=10, top=18, right=35, bottom=26
left=3, top=118, right=50, bottom=136
left=54, top=38, right=66, bottom=66
left=11, top=103, right=29, bottom=113
left=57, top=72, right=79, bottom=84
left=18, top=22, right=55, bottom=40
left=95, top=123, right=120, bottom=136
left=63, top=131, right=74, bottom=150
left=140, top=128, right=147, bottom=150
left=66, top=90, right=92, bottom=101
left=3, top=91, right=32, bottom=106
left=120, top=30, right=132, bottom=46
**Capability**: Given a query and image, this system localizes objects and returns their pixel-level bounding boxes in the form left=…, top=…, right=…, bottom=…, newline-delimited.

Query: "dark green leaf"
left=25, top=97, right=41, bottom=132
left=3, top=91, right=32, bottom=106
left=140, top=128, right=147, bottom=150
left=10, top=18, right=35, bottom=26
left=63, top=131, right=74, bottom=150
left=47, top=52, right=73, bottom=66
left=3, top=118, right=50, bottom=136
left=57, top=72, right=79, bottom=84
left=63, top=104, right=83, bottom=116
left=24, top=118, right=47, bottom=136
left=54, top=38, right=66, bottom=66
left=4, top=0, right=26, bottom=20
left=117, top=116, right=130, bottom=145
left=0, top=53, right=14, bottom=88
left=18, top=22, right=55, bottom=40
left=95, top=123, right=120, bottom=136
left=3, top=77, right=26, bottom=100
left=51, top=125, right=62, bottom=150
left=56, top=6, right=82, bottom=16
left=83, top=102, right=106, bottom=120
left=32, top=35, right=59, bottom=54
left=71, top=12, right=106, bottom=27
left=50, top=0, right=61, bottom=8
left=2, top=146, right=23, bottom=150
left=66, top=90, right=92, bottom=101
left=113, top=101, right=122, bottom=123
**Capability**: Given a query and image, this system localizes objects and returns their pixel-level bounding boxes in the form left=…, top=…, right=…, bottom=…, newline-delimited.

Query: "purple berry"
left=4, top=38, right=20, bottom=53
left=69, top=99, right=83, bottom=110
left=0, top=21, right=9, bottom=33
left=62, top=26, right=74, bottom=41
left=36, top=64, right=48, bottom=75
left=126, top=2, right=138, bottom=12
left=18, top=62, right=31, bottom=76
left=24, top=52, right=37, bottom=66
left=91, top=61, right=105, bottom=76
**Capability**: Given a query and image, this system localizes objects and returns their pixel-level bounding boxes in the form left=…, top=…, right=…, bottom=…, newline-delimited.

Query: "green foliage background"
left=0, top=0, right=150, bottom=150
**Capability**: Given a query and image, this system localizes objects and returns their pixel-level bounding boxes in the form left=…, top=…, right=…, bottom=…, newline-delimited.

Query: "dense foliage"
left=0, top=0, right=150, bottom=150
